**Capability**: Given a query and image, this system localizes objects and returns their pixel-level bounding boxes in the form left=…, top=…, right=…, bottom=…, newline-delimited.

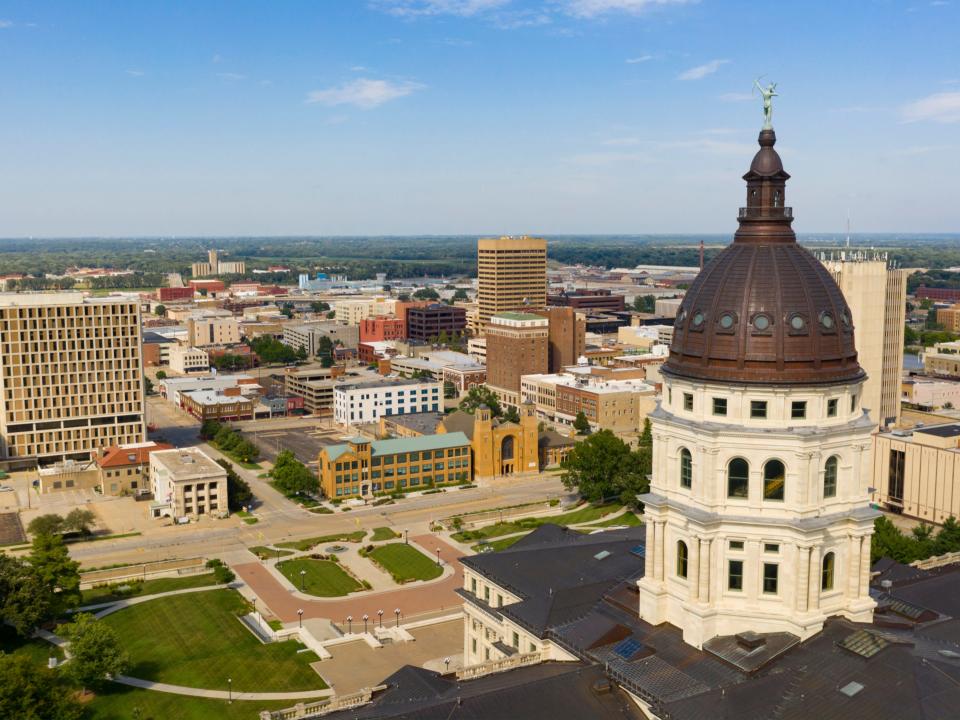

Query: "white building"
left=167, top=346, right=210, bottom=375
left=636, top=126, right=877, bottom=649
left=333, top=379, right=442, bottom=425
left=149, top=447, right=228, bottom=520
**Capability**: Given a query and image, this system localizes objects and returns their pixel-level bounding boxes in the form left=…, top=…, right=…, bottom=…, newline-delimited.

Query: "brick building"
left=360, top=315, right=405, bottom=343
left=406, top=304, right=467, bottom=342
left=546, top=289, right=625, bottom=312
left=158, top=286, right=194, bottom=303
left=485, top=312, right=549, bottom=407
left=533, top=306, right=586, bottom=373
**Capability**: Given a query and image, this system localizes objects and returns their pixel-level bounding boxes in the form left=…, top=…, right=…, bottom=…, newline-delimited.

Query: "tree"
left=296, top=345, right=308, bottom=362
left=397, top=293, right=411, bottom=302
left=0, top=655, right=83, bottom=720
left=573, top=411, right=592, bottom=435
left=233, top=439, right=260, bottom=464
left=503, top=406, right=521, bottom=424
left=155, top=369, right=167, bottom=379
left=199, top=419, right=223, bottom=441
left=216, top=459, right=253, bottom=511
left=452, top=288, right=469, bottom=301
left=214, top=425, right=240, bottom=450
left=63, top=508, right=96, bottom=535
left=271, top=454, right=319, bottom=497
left=560, top=430, right=648, bottom=505
left=28, top=533, right=81, bottom=615
left=317, top=335, right=334, bottom=368
left=28, top=514, right=65, bottom=537
left=0, top=554, right=51, bottom=635
left=143, top=374, right=154, bottom=395
left=311, top=301, right=330, bottom=313
left=903, top=324, right=919, bottom=347
left=60, top=613, right=130, bottom=694
left=154, top=304, right=166, bottom=317
left=632, top=294, right=656, bottom=313
left=413, top=287, right=440, bottom=301
left=458, top=385, right=502, bottom=417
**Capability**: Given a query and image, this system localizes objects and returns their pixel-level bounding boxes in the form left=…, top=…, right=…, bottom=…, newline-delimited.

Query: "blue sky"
left=0, top=0, right=958, bottom=237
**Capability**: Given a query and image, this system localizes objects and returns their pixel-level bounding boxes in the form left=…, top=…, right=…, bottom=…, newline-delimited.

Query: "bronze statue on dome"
left=754, top=79, right=778, bottom=130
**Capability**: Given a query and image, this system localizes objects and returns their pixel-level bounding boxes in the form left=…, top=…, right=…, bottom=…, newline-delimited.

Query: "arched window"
left=821, top=551, right=835, bottom=591
left=773, top=190, right=781, bottom=208
left=763, top=460, right=785, bottom=501
left=501, top=435, right=515, bottom=461
left=824, top=456, right=838, bottom=498
left=680, top=448, right=692, bottom=489
left=727, top=458, right=749, bottom=498
left=676, top=541, right=688, bottom=578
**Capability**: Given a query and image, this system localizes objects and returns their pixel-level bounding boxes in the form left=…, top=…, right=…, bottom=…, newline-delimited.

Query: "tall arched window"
left=676, top=541, right=688, bottom=578
left=763, top=460, right=785, bottom=501
left=824, top=456, right=838, bottom=498
left=680, top=448, right=692, bottom=489
left=727, top=458, right=749, bottom=498
left=821, top=551, right=835, bottom=591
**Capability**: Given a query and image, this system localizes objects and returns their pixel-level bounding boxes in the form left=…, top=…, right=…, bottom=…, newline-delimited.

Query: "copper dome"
left=663, top=129, right=864, bottom=386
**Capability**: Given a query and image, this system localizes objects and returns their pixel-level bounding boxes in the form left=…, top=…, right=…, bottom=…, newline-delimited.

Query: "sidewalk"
left=113, top=675, right=334, bottom=701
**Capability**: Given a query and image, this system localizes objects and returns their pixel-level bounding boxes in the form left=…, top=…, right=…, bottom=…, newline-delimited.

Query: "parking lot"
left=239, top=424, right=350, bottom=467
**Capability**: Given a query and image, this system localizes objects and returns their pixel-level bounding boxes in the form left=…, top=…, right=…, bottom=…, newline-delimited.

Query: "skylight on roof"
left=839, top=681, right=864, bottom=698
left=594, top=550, right=611, bottom=561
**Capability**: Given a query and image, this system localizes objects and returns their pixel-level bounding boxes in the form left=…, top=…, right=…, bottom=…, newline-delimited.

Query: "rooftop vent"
left=591, top=679, right=612, bottom=695
left=839, top=681, right=864, bottom=698
left=594, top=550, right=612, bottom=561
left=735, top=631, right=767, bottom=651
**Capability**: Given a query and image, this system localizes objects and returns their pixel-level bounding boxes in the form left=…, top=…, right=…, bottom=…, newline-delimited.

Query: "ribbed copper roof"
left=663, top=130, right=864, bottom=386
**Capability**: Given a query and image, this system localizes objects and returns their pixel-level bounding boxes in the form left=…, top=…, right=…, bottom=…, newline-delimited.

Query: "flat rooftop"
left=914, top=423, right=960, bottom=438
left=151, top=448, right=225, bottom=480
left=0, top=292, right=137, bottom=307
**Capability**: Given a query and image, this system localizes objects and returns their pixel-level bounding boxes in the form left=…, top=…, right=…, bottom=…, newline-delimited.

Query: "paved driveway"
left=234, top=535, right=464, bottom=623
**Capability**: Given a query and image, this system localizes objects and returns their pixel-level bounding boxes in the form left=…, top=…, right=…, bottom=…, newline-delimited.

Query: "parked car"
left=0, top=485, right=14, bottom=492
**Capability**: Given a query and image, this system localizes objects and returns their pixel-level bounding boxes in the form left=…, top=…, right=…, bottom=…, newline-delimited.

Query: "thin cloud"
left=562, top=0, right=694, bottom=18
left=901, top=91, right=960, bottom=123
left=374, top=0, right=510, bottom=17
left=125, top=69, right=146, bottom=77
left=678, top=58, right=729, bottom=80
left=216, top=72, right=246, bottom=81
left=306, top=78, right=424, bottom=109
left=0, top=19, right=13, bottom=28
left=626, top=55, right=653, bottom=64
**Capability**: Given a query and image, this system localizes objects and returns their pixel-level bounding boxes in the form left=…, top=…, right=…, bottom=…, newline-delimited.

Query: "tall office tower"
left=637, top=125, right=876, bottom=649
left=485, top=312, right=548, bottom=407
left=208, top=249, right=219, bottom=271
left=477, top=236, right=547, bottom=328
left=534, top=307, right=586, bottom=373
left=821, top=251, right=907, bottom=428
left=0, top=294, right=146, bottom=467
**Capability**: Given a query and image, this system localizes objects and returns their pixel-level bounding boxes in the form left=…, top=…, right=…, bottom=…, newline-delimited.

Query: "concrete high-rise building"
left=187, top=316, right=241, bottom=347
left=477, top=236, right=547, bottom=328
left=821, top=251, right=907, bottom=427
left=0, top=294, right=146, bottom=467
left=534, top=307, right=586, bottom=373
left=485, top=312, right=548, bottom=407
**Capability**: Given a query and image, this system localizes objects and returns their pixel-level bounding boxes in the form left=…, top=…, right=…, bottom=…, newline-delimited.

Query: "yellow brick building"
left=438, top=401, right=540, bottom=480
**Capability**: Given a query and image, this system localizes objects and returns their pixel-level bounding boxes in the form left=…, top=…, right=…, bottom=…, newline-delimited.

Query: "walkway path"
left=79, top=584, right=228, bottom=618
left=113, top=675, right=334, bottom=701
left=234, top=535, right=464, bottom=623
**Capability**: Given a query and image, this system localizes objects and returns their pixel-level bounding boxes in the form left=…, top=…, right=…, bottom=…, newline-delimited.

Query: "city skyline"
left=0, top=1, right=958, bottom=236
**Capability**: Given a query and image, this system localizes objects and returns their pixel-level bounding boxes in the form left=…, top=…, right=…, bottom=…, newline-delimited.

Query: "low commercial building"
left=149, top=447, right=229, bottom=520
left=923, top=340, right=960, bottom=379
left=187, top=316, right=241, bottom=347
left=283, top=367, right=345, bottom=415
left=467, top=337, right=486, bottom=363
left=158, top=286, right=194, bottom=303
left=520, top=371, right=656, bottom=433
left=188, top=279, right=226, bottom=296
left=442, top=363, right=487, bottom=395
left=654, top=297, right=683, bottom=318
left=333, top=379, right=443, bottom=425
left=872, top=422, right=960, bottom=523
left=378, top=412, right=444, bottom=438
left=159, top=374, right=259, bottom=406
left=547, top=289, right=625, bottom=312
left=142, top=331, right=178, bottom=366
left=97, top=441, right=173, bottom=496
left=318, top=432, right=472, bottom=499
left=360, top=315, right=405, bottom=343
left=902, top=376, right=960, bottom=410
left=181, top=387, right=256, bottom=421
left=283, top=322, right=360, bottom=355
left=334, top=297, right=394, bottom=326
left=168, top=346, right=210, bottom=375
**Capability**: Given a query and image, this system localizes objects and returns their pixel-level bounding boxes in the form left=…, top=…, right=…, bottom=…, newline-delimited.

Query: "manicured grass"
left=101, top=589, right=326, bottom=692
left=0, top=624, right=63, bottom=666
left=472, top=533, right=528, bottom=553
left=277, top=558, right=362, bottom=597
left=367, top=543, right=442, bottom=583
left=585, top=511, right=642, bottom=528
left=249, top=545, right=295, bottom=560
left=451, top=503, right=623, bottom=542
left=371, top=526, right=399, bottom=542
left=277, top=531, right=366, bottom=551
left=87, top=685, right=290, bottom=720
left=82, top=573, right=220, bottom=605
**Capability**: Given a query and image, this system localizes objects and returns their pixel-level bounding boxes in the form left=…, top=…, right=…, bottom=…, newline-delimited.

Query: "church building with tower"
left=635, top=124, right=879, bottom=648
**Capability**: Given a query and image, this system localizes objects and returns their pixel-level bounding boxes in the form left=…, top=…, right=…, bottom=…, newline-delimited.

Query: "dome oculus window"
left=692, top=311, right=705, bottom=328
left=788, top=313, right=807, bottom=333
left=819, top=312, right=836, bottom=331
left=751, top=313, right=772, bottom=333
left=718, top=312, right=736, bottom=330
left=841, top=311, right=851, bottom=329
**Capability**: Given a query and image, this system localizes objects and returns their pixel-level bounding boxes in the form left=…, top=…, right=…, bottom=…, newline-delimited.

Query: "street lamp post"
left=363, top=614, right=369, bottom=634
left=436, top=548, right=441, bottom=566
left=297, top=608, right=303, bottom=628
left=347, top=615, right=353, bottom=634
left=377, top=609, right=384, bottom=628
left=395, top=607, right=401, bottom=627
left=300, top=569, right=306, bottom=592
left=404, top=529, right=409, bottom=545
left=444, top=657, right=450, bottom=673
left=228, top=677, right=232, bottom=703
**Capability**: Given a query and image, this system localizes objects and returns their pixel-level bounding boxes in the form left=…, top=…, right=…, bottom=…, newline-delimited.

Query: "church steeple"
left=734, top=129, right=795, bottom=244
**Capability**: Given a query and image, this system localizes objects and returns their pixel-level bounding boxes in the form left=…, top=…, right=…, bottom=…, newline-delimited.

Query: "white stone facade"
left=636, top=373, right=878, bottom=648
left=333, top=380, right=442, bottom=425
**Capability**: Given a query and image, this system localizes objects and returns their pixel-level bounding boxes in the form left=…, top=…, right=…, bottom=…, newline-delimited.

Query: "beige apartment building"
left=477, top=236, right=547, bottom=328
left=150, top=446, right=228, bottom=520
left=168, top=345, right=210, bottom=375
left=485, top=312, right=548, bottom=407
left=872, top=422, right=960, bottom=524
left=187, top=316, right=241, bottom=346
left=936, top=305, right=960, bottom=332
left=334, top=297, right=394, bottom=326
left=924, top=340, right=960, bottom=379
left=0, top=293, right=145, bottom=467
left=821, top=252, right=907, bottom=427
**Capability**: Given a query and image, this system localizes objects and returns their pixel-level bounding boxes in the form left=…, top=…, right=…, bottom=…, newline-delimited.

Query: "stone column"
left=859, top=535, right=871, bottom=598
left=698, top=538, right=711, bottom=604
left=808, top=546, right=821, bottom=612
left=688, top=536, right=700, bottom=602
left=653, top=521, right=665, bottom=582
left=846, top=535, right=860, bottom=598
left=796, top=545, right=810, bottom=613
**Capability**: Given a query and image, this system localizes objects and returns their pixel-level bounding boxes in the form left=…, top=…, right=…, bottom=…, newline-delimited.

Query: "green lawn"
left=367, top=543, right=443, bottom=583
left=277, top=558, right=362, bottom=597
left=277, top=531, right=366, bottom=551
left=451, top=503, right=623, bottom=542
left=101, top=589, right=326, bottom=692
left=472, top=533, right=528, bottom=553
left=585, top=511, right=642, bottom=528
left=371, top=526, right=399, bottom=542
left=0, top=624, right=63, bottom=666
left=87, top=685, right=290, bottom=720
left=82, top=573, right=220, bottom=605
left=248, top=545, right=295, bottom=560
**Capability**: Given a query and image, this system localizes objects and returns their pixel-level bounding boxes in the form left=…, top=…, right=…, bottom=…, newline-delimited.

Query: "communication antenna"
left=845, top=211, right=851, bottom=249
